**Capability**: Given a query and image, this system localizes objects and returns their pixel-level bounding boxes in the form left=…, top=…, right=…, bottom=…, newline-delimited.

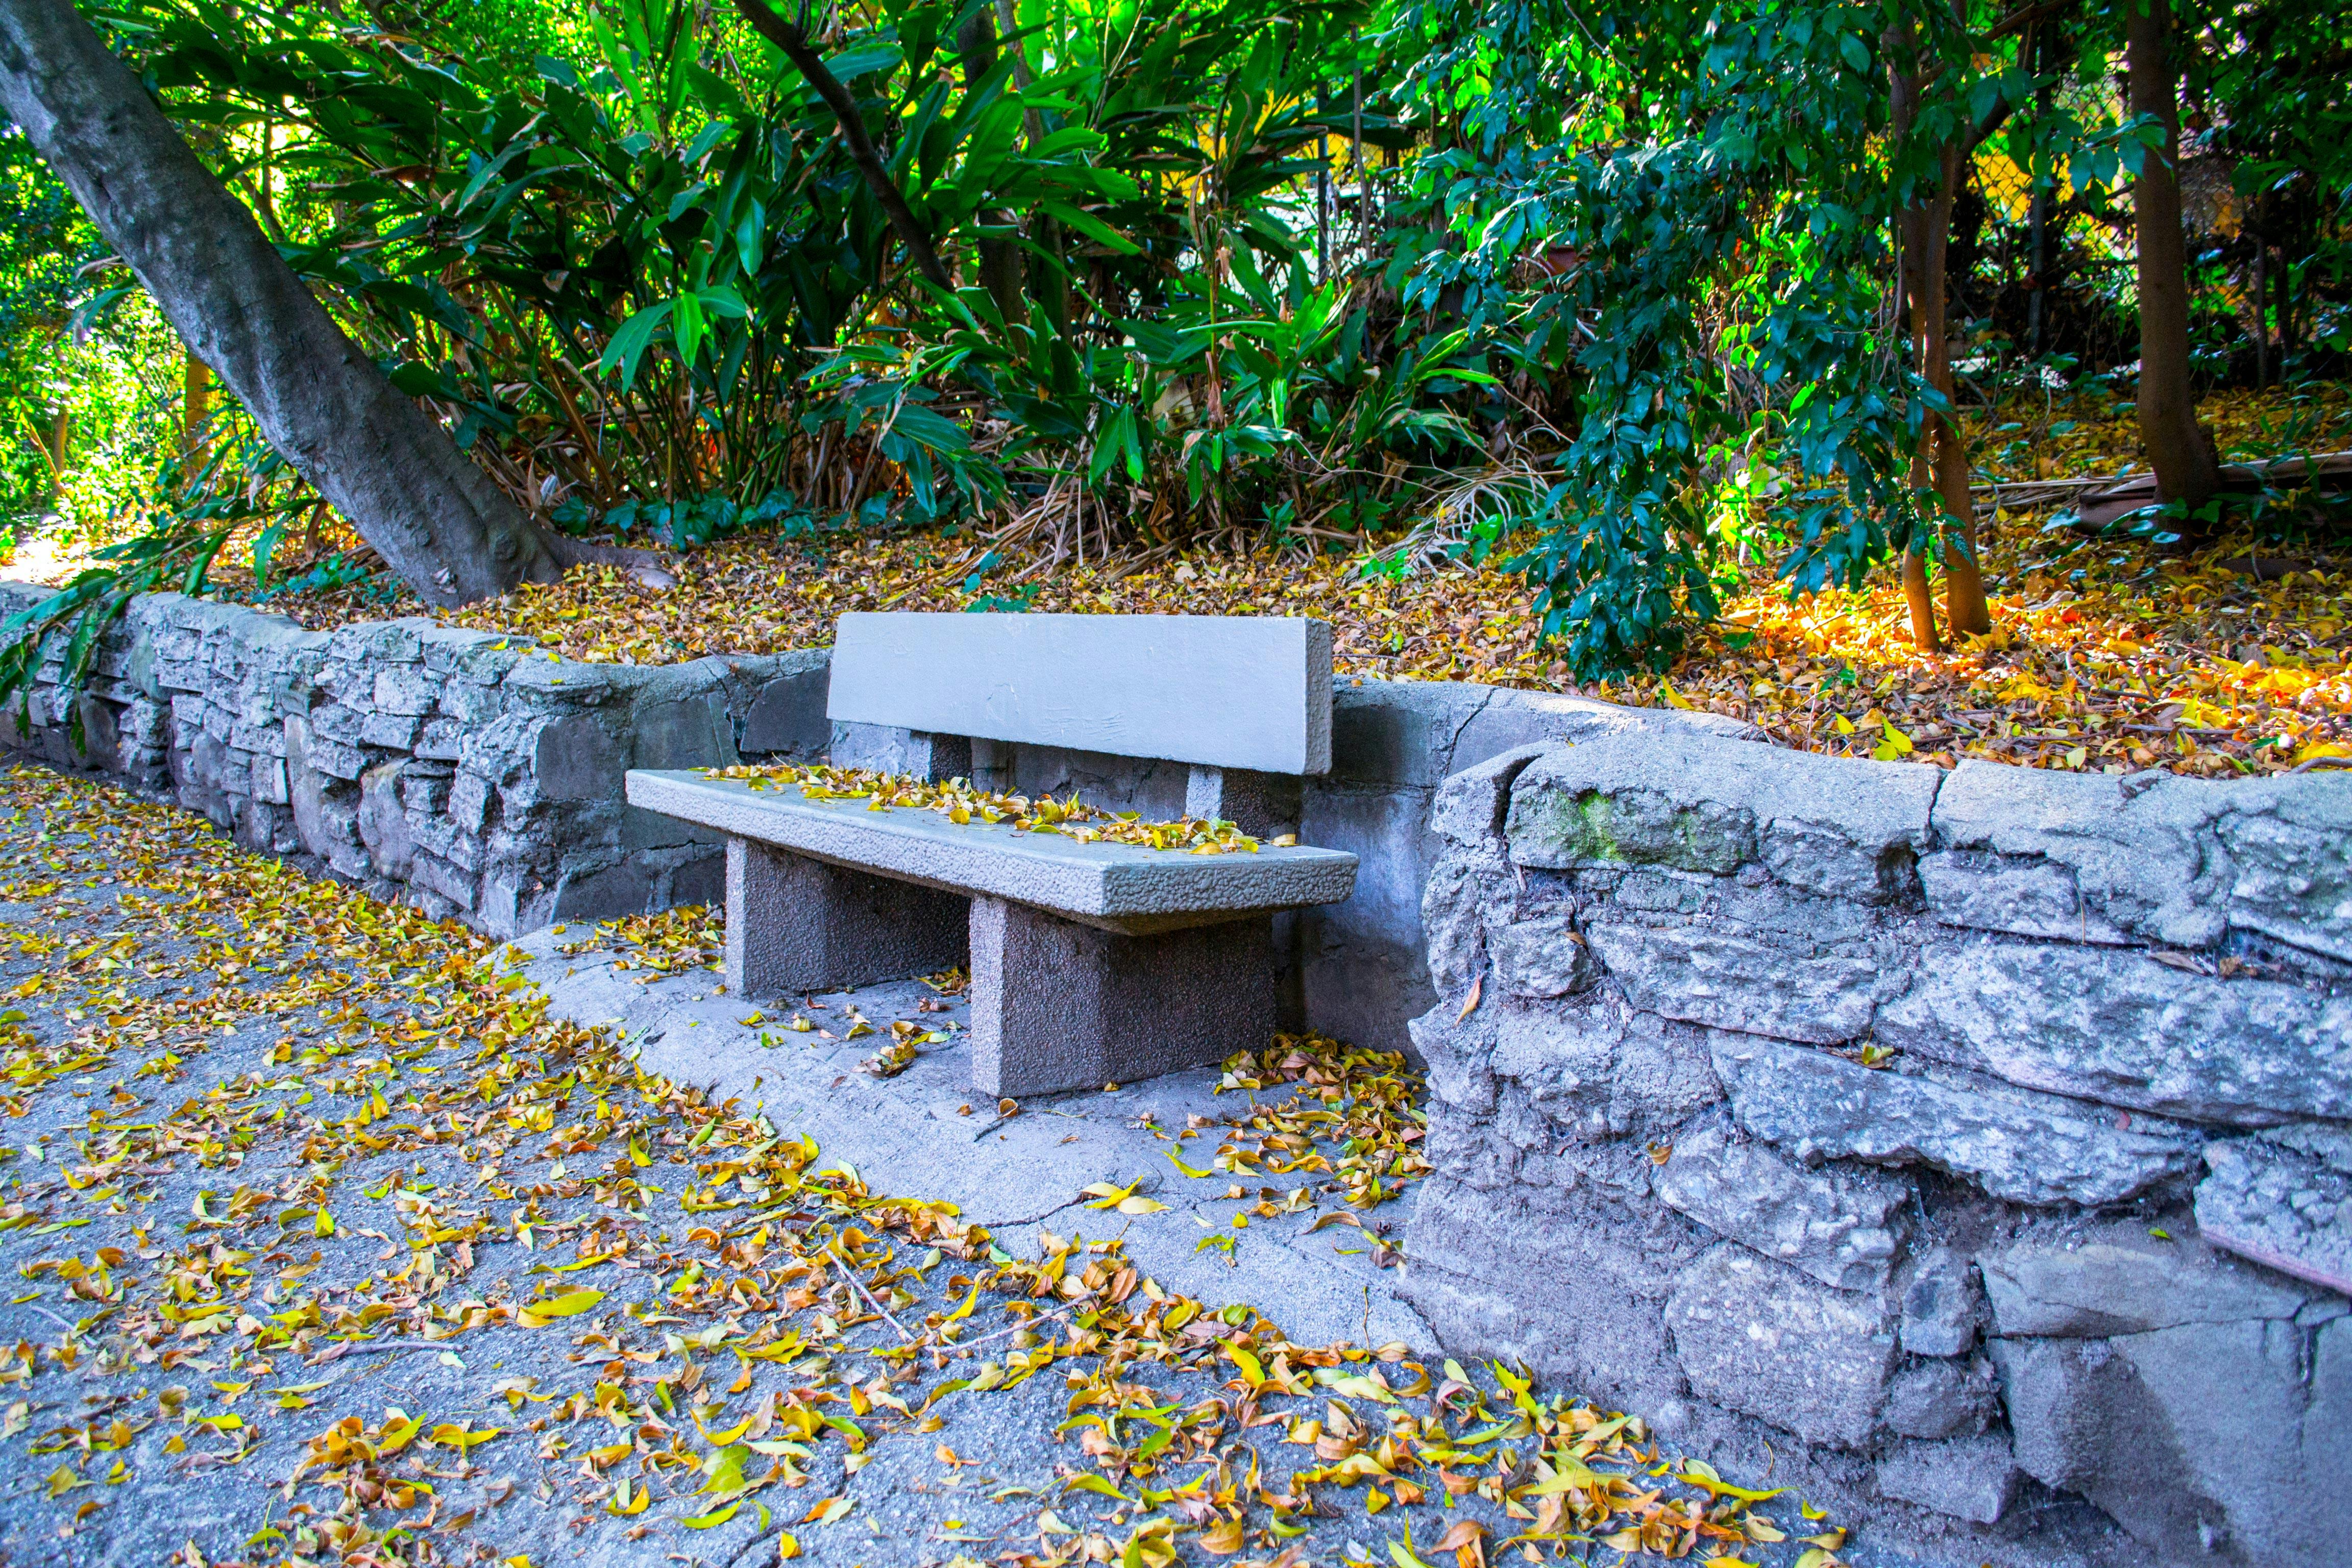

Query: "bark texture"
left=0, top=0, right=564, bottom=606
left=2123, top=0, right=2222, bottom=513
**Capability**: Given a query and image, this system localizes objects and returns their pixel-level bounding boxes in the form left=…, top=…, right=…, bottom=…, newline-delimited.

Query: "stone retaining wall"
left=1403, top=731, right=2351, bottom=1566
left=0, top=585, right=829, bottom=932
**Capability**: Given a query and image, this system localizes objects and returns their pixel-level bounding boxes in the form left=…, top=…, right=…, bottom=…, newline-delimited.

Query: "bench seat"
left=625, top=771, right=1357, bottom=935
left=625, top=768, right=1358, bottom=1098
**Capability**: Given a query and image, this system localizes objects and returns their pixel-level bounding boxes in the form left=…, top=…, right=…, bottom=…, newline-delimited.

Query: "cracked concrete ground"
left=511, top=929, right=1433, bottom=1358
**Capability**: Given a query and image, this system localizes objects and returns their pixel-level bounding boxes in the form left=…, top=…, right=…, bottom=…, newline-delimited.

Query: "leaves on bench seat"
left=698, top=763, right=1290, bottom=854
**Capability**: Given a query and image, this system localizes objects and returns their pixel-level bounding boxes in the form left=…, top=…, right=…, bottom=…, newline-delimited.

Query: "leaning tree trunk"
left=2123, top=0, right=2222, bottom=514
left=0, top=0, right=566, bottom=607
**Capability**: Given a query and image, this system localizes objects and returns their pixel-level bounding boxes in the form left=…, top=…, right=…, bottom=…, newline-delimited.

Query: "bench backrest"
left=827, top=612, right=1333, bottom=775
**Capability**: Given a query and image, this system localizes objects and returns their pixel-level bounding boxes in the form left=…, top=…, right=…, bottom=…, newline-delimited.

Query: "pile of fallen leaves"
left=700, top=762, right=1286, bottom=852
left=938, top=1260, right=1831, bottom=1568
left=0, top=766, right=1842, bottom=1568
left=248, top=384, right=2352, bottom=779
left=555, top=903, right=724, bottom=978
left=1208, top=1038, right=1434, bottom=1224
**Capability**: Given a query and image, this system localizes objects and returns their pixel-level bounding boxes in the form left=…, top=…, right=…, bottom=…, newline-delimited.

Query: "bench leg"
left=968, top=896, right=1274, bottom=1098
left=1184, top=765, right=1300, bottom=839
left=725, top=838, right=969, bottom=999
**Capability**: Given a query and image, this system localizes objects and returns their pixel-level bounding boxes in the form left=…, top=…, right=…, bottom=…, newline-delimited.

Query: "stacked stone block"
left=1405, top=731, right=2351, bottom=1565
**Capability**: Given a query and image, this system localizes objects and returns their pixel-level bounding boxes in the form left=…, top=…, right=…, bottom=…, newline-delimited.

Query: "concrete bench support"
left=726, top=838, right=967, bottom=997
left=1185, top=766, right=1300, bottom=839
left=970, top=896, right=1272, bottom=1098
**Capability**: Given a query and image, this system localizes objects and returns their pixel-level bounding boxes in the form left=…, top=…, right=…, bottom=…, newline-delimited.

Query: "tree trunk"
left=993, top=0, right=1069, bottom=327
left=2250, top=239, right=2268, bottom=388
left=1893, top=17, right=1992, bottom=645
left=2123, top=0, right=2221, bottom=512
left=2024, top=29, right=2059, bottom=358
left=35, top=403, right=68, bottom=503
left=1898, top=138, right=1991, bottom=639
left=957, top=7, right=1025, bottom=324
left=2275, top=244, right=2296, bottom=361
left=0, top=0, right=565, bottom=606
left=1891, top=46, right=1943, bottom=650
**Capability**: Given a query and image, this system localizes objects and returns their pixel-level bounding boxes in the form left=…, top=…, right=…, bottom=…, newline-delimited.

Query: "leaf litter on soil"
left=0, top=765, right=1835, bottom=1567
left=248, top=385, right=2352, bottom=781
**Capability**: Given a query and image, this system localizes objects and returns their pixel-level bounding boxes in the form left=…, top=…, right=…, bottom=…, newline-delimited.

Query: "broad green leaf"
left=1037, top=200, right=1140, bottom=255
left=597, top=302, right=672, bottom=391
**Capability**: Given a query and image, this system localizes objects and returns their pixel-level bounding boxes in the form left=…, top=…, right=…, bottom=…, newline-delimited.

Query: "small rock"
left=1982, top=1232, right=2309, bottom=1339
left=1653, top=1116, right=1909, bottom=1292
left=1583, top=917, right=1883, bottom=1045
left=1875, top=1433, right=2021, bottom=1525
left=1880, top=1355, right=2001, bottom=1440
left=1710, top=1035, right=2202, bottom=1207
left=1429, top=742, right=1553, bottom=846
left=2195, top=1132, right=2352, bottom=1297
left=1874, top=937, right=2352, bottom=1128
left=357, top=759, right=415, bottom=881
left=1918, top=848, right=2133, bottom=944
left=1900, top=1246, right=1984, bottom=1357
left=1485, top=912, right=1597, bottom=998
left=1663, top=1243, right=1897, bottom=1450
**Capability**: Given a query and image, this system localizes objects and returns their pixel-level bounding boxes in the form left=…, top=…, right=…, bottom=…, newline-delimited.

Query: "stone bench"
left=625, top=612, right=1358, bottom=1097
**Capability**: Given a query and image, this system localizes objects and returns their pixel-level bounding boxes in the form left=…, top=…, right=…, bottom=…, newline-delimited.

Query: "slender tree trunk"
left=0, top=0, right=567, bottom=606
left=992, top=0, right=1067, bottom=324
left=2123, top=0, right=2221, bottom=512
left=2024, top=34, right=2057, bottom=358
left=1906, top=138, right=1990, bottom=637
left=2025, top=183, right=2049, bottom=356
left=2250, top=239, right=2268, bottom=387
left=39, top=404, right=68, bottom=503
left=1890, top=45, right=1942, bottom=652
left=957, top=7, right=1025, bottom=324
left=1906, top=14, right=1992, bottom=642
left=1316, top=168, right=1329, bottom=280
left=1351, top=33, right=1365, bottom=258
left=2275, top=246, right=2296, bottom=362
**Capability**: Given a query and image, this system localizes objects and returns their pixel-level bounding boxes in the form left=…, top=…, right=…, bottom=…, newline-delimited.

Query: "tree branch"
left=1968, top=97, right=2015, bottom=153
left=1984, top=0, right=2069, bottom=43
left=729, top=0, right=951, bottom=291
